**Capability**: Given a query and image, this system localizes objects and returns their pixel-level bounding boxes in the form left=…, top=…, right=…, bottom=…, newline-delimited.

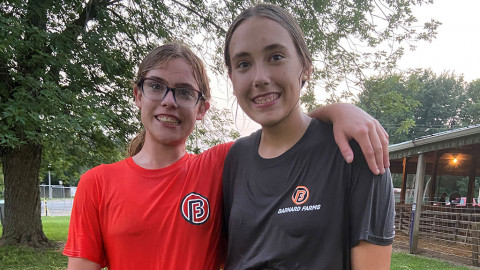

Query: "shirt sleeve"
left=205, top=142, right=235, bottom=161
left=63, top=168, right=107, bottom=267
left=348, top=147, right=396, bottom=248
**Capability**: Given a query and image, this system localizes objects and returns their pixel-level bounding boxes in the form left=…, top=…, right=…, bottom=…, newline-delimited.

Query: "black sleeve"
left=222, top=140, right=240, bottom=239
left=348, top=143, right=396, bottom=247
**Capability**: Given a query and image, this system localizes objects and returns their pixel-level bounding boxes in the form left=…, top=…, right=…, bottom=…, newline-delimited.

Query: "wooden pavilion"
left=388, top=124, right=480, bottom=257
left=390, top=124, right=480, bottom=204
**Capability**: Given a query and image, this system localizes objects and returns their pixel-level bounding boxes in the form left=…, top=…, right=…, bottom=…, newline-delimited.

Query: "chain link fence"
left=39, top=185, right=75, bottom=217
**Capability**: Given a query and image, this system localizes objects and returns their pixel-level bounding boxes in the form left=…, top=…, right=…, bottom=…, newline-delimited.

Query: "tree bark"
left=0, top=142, right=50, bottom=247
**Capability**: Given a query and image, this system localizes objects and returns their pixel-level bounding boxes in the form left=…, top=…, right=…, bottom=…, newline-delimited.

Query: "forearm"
left=68, top=257, right=101, bottom=270
left=351, top=241, right=392, bottom=270
left=307, top=103, right=389, bottom=173
left=308, top=103, right=336, bottom=123
left=307, top=103, right=357, bottom=123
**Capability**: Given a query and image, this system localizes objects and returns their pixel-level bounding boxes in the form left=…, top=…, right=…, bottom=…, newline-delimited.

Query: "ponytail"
left=127, top=129, right=146, bottom=157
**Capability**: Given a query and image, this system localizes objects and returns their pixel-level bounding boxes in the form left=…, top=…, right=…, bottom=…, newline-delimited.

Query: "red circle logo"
left=181, top=192, right=210, bottom=225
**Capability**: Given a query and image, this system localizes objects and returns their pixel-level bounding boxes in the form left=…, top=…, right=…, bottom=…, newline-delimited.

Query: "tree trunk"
left=0, top=142, right=50, bottom=247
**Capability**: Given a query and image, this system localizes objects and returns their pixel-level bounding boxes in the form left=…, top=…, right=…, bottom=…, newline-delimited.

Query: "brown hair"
left=127, top=43, right=210, bottom=157
left=224, top=4, right=313, bottom=76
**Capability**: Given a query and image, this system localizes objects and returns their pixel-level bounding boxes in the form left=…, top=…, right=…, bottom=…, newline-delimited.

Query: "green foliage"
left=409, top=70, right=467, bottom=138
left=357, top=73, right=421, bottom=143
left=1, top=0, right=161, bottom=179
left=0, top=164, right=3, bottom=199
left=455, top=177, right=480, bottom=198
left=187, top=107, right=240, bottom=154
left=300, top=84, right=321, bottom=113
left=461, top=79, right=480, bottom=125
left=0, top=0, right=440, bottom=177
left=357, top=70, right=478, bottom=144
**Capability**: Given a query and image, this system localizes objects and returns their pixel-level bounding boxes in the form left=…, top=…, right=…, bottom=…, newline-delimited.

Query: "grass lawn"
left=0, top=216, right=474, bottom=269
left=391, top=251, right=472, bottom=270
left=0, top=216, right=69, bottom=270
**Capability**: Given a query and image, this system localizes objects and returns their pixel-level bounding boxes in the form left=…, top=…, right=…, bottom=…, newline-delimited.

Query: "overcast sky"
left=397, top=0, right=480, bottom=82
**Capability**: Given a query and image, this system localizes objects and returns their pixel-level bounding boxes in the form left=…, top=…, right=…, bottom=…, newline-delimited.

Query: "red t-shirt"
left=63, top=142, right=233, bottom=269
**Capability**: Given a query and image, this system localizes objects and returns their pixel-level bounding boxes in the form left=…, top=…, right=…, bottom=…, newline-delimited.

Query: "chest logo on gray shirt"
left=181, top=192, right=210, bottom=225
left=278, top=186, right=321, bottom=214
left=292, top=186, right=309, bottom=205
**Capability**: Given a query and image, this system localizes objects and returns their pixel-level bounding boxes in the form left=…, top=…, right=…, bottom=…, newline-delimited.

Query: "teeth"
left=254, top=93, right=279, bottom=104
left=156, top=115, right=180, bottom=125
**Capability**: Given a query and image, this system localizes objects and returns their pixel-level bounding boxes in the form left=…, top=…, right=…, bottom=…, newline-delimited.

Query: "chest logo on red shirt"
left=181, top=192, right=210, bottom=225
left=292, top=186, right=309, bottom=205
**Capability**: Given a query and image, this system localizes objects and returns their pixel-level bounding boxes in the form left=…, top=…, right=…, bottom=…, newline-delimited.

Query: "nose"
left=160, top=90, right=177, bottom=108
left=253, top=64, right=270, bottom=88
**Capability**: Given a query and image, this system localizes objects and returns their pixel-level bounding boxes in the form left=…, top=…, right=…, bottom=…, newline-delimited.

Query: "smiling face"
left=134, top=58, right=209, bottom=147
left=228, top=16, right=307, bottom=127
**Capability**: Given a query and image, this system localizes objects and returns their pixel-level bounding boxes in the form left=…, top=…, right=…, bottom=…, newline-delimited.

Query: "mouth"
left=252, top=93, right=280, bottom=105
left=155, top=114, right=181, bottom=126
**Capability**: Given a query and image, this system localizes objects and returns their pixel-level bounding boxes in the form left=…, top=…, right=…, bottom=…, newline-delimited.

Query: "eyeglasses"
left=139, top=78, right=204, bottom=108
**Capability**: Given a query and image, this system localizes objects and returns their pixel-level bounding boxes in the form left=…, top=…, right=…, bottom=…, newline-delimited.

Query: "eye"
left=176, top=88, right=196, bottom=100
left=148, top=81, right=166, bottom=92
left=236, top=61, right=250, bottom=70
left=270, top=53, right=284, bottom=61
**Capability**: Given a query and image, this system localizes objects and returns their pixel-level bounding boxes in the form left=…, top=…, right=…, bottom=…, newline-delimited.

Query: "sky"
left=211, top=0, right=480, bottom=136
left=397, top=0, right=480, bottom=82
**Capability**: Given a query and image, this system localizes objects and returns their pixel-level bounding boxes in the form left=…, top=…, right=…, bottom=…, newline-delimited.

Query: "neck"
left=258, top=107, right=311, bottom=159
left=132, top=136, right=186, bottom=169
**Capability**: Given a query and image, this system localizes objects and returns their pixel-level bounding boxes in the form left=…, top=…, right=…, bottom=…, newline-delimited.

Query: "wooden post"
left=398, top=205, right=403, bottom=230
left=429, top=151, right=439, bottom=202
left=472, top=222, right=480, bottom=266
left=410, top=153, right=426, bottom=254
left=467, top=153, right=478, bottom=205
left=401, top=157, right=408, bottom=204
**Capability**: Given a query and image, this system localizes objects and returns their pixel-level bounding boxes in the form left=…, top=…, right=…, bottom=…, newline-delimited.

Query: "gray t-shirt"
left=223, top=119, right=395, bottom=270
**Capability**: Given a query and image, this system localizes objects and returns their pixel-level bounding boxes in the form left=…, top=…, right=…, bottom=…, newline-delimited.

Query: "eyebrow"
left=147, top=76, right=196, bottom=89
left=264, top=43, right=287, bottom=52
left=146, top=76, right=167, bottom=83
left=231, top=52, right=250, bottom=63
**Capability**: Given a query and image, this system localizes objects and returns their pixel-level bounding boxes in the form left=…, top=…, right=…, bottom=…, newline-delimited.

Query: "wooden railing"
left=395, top=203, right=480, bottom=266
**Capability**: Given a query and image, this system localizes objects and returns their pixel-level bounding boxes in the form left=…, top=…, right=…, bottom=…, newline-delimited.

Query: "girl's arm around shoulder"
left=199, top=141, right=235, bottom=162
left=308, top=103, right=389, bottom=175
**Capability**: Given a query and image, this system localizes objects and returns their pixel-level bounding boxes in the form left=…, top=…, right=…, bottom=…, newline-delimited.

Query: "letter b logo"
left=181, top=192, right=210, bottom=225
left=292, top=186, right=309, bottom=205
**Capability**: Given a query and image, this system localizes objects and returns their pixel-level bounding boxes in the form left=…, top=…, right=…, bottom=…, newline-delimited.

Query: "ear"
left=301, top=66, right=313, bottom=87
left=134, top=85, right=142, bottom=109
left=196, top=101, right=210, bottom=120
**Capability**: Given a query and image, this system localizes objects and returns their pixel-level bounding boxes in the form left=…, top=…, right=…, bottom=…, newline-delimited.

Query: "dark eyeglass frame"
left=138, top=78, right=204, bottom=107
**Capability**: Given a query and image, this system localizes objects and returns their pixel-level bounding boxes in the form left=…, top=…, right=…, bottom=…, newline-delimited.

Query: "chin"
left=150, top=131, right=189, bottom=146
left=252, top=115, right=284, bottom=128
